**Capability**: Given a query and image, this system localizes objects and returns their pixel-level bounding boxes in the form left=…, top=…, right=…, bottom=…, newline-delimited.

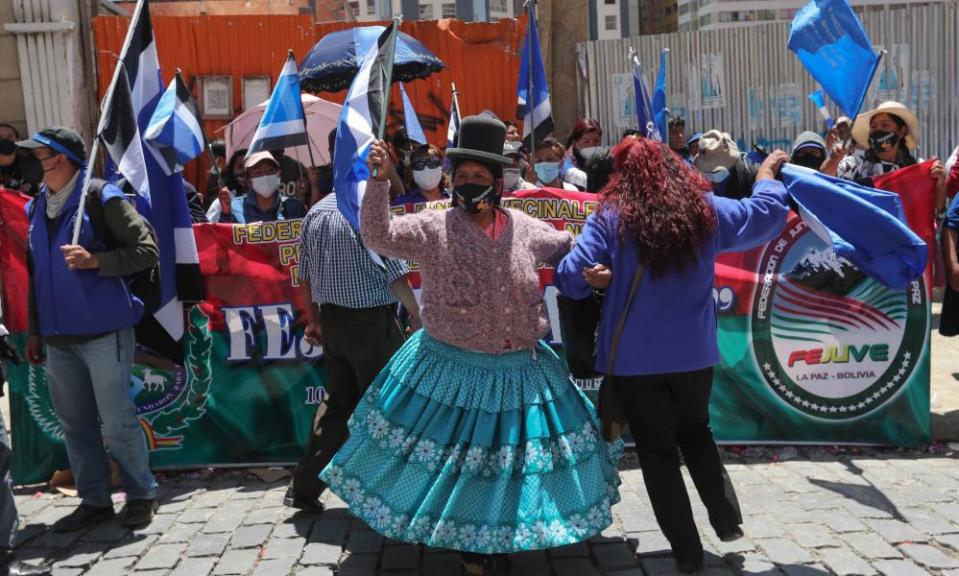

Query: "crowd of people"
left=0, top=95, right=957, bottom=576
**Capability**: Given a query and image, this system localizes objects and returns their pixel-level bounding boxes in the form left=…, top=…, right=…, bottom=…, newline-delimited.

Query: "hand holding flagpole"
left=371, top=17, right=401, bottom=179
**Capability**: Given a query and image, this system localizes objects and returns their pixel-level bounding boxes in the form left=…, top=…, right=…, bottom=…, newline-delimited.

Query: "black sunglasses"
left=411, top=158, right=442, bottom=170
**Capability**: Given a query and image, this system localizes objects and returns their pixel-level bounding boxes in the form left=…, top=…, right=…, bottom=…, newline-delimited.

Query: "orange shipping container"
left=92, top=15, right=526, bottom=194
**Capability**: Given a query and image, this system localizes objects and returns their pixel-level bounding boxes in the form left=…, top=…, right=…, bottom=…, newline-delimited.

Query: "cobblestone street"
left=8, top=446, right=959, bottom=576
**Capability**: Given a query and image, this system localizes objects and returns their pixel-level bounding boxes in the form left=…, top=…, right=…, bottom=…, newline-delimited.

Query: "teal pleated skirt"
left=319, top=330, right=622, bottom=554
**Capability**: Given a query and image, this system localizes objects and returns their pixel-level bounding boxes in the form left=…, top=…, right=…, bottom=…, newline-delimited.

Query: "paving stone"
left=84, top=558, right=137, bottom=576
left=786, top=523, right=837, bottom=549
left=780, top=565, right=832, bottom=576
left=269, top=515, right=315, bottom=539
left=29, top=528, right=85, bottom=550
left=262, top=536, right=307, bottom=560
left=168, top=557, right=216, bottom=576
left=136, top=513, right=178, bottom=535
left=52, top=548, right=104, bottom=568
left=593, top=541, right=639, bottom=570
left=900, top=508, right=959, bottom=535
left=51, top=568, right=84, bottom=576
left=937, top=534, right=959, bottom=552
left=158, top=522, right=201, bottom=543
left=78, top=518, right=130, bottom=543
left=103, top=534, right=159, bottom=559
left=841, top=532, right=903, bottom=559
left=548, top=542, right=590, bottom=558
left=872, top=559, right=933, bottom=576
left=756, top=539, right=815, bottom=564
left=211, top=549, right=259, bottom=575
left=422, top=553, right=462, bottom=575
left=293, top=567, right=335, bottom=576
left=202, top=510, right=248, bottom=534
left=300, top=541, right=342, bottom=565
left=817, top=546, right=878, bottom=575
left=185, top=533, right=231, bottom=557
left=136, top=543, right=189, bottom=570
left=336, top=553, right=379, bottom=575
left=631, top=530, right=671, bottom=556
left=553, top=558, right=600, bottom=576
left=380, top=544, right=419, bottom=571
left=743, top=514, right=787, bottom=538
left=900, top=543, right=959, bottom=569
left=242, top=507, right=285, bottom=525
left=229, top=524, right=272, bottom=549
left=728, top=553, right=782, bottom=576
left=251, top=557, right=297, bottom=576
left=865, top=519, right=929, bottom=544
left=176, top=508, right=215, bottom=524
left=344, top=530, right=383, bottom=554
left=815, top=511, right=869, bottom=534
left=508, top=550, right=550, bottom=576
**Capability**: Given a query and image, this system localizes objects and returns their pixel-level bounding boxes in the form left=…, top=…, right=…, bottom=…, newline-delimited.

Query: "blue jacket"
left=28, top=173, right=144, bottom=337
left=555, top=179, right=789, bottom=376
left=227, top=193, right=306, bottom=224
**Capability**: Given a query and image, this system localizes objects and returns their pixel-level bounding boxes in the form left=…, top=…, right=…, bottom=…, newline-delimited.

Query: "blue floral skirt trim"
left=320, top=330, right=622, bottom=554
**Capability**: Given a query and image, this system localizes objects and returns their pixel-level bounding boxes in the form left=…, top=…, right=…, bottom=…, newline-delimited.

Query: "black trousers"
left=291, top=303, right=405, bottom=499
left=613, top=367, right=742, bottom=562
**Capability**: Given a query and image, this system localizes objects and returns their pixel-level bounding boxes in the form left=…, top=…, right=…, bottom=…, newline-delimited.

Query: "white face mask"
left=579, top=146, right=601, bottom=161
left=503, top=168, right=521, bottom=191
left=251, top=174, right=280, bottom=198
left=412, top=166, right=442, bottom=191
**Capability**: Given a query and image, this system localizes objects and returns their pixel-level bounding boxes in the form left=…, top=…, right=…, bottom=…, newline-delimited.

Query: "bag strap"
left=605, top=262, right=646, bottom=376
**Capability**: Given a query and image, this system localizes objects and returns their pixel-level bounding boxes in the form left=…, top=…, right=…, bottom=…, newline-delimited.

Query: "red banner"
left=873, top=160, right=938, bottom=286
left=0, top=189, right=30, bottom=333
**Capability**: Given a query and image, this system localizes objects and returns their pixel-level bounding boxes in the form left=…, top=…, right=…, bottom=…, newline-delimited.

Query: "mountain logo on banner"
left=750, top=215, right=927, bottom=420
left=25, top=306, right=214, bottom=450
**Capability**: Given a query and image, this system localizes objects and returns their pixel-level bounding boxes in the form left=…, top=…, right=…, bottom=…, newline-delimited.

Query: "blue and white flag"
left=334, top=21, right=398, bottom=231
left=516, top=4, right=553, bottom=147
left=808, top=89, right=834, bottom=130
left=781, top=164, right=927, bottom=289
left=144, top=70, right=205, bottom=173
left=631, top=50, right=658, bottom=141
left=248, top=52, right=308, bottom=156
left=652, top=48, right=669, bottom=143
left=788, top=0, right=880, bottom=119
left=103, top=0, right=201, bottom=341
left=101, top=66, right=150, bottom=203
left=399, top=83, right=426, bottom=146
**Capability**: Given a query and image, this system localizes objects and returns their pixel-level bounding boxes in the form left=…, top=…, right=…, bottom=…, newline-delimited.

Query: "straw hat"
left=851, top=101, right=919, bottom=150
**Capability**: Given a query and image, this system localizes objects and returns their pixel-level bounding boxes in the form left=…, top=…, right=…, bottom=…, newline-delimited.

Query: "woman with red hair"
left=556, top=138, right=789, bottom=573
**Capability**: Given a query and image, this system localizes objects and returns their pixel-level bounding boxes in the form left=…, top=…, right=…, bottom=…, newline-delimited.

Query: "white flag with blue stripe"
left=400, top=83, right=426, bottom=146
left=144, top=70, right=205, bottom=174
left=333, top=22, right=398, bottom=231
left=248, top=52, right=308, bottom=156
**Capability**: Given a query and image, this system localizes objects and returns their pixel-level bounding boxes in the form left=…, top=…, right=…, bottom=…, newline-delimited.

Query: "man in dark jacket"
left=19, top=127, right=160, bottom=532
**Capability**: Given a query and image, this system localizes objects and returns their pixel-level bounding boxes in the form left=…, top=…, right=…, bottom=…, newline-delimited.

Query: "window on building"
left=348, top=1, right=360, bottom=18
left=758, top=9, right=776, bottom=20
left=699, top=13, right=711, bottom=25
left=605, top=0, right=616, bottom=4
left=419, top=3, right=433, bottom=18
left=719, top=11, right=732, bottom=21
left=605, top=14, right=618, bottom=30
left=366, top=0, right=375, bottom=15
left=679, top=22, right=689, bottom=31
left=441, top=2, right=455, bottom=17
left=490, top=0, right=508, bottom=12
left=679, top=4, right=689, bottom=15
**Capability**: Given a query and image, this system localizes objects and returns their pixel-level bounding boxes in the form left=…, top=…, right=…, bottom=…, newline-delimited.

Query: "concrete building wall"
left=678, top=0, right=940, bottom=31
left=0, top=0, right=27, bottom=137
left=594, top=0, right=621, bottom=39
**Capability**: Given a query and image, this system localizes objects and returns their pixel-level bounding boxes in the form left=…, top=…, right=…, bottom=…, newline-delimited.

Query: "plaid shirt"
left=299, top=194, right=409, bottom=309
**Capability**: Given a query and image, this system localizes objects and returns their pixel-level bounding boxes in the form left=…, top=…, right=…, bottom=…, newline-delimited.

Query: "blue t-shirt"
left=946, top=193, right=959, bottom=230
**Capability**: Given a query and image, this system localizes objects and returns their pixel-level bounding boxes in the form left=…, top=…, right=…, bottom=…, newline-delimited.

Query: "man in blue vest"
left=19, top=127, right=160, bottom=532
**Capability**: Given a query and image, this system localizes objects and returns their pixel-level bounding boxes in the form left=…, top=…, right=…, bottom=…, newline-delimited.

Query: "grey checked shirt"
left=299, top=194, right=409, bottom=309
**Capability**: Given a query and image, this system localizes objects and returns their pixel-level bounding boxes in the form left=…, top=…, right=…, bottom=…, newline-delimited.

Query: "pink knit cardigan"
left=361, top=178, right=574, bottom=354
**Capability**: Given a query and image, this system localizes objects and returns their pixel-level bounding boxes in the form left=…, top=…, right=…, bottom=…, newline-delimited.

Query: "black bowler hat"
left=16, top=126, right=86, bottom=164
left=445, top=115, right=511, bottom=167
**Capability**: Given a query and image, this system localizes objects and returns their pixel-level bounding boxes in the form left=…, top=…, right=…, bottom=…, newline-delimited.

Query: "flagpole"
left=289, top=49, right=317, bottom=169
left=526, top=0, right=536, bottom=172
left=372, top=17, right=401, bottom=179
left=451, top=82, right=461, bottom=126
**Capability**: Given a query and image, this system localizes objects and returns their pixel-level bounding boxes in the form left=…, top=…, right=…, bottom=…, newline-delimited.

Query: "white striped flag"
left=99, top=0, right=201, bottom=348
left=808, top=89, right=835, bottom=130
left=399, top=83, right=427, bottom=146
left=144, top=70, right=205, bottom=173
left=247, top=52, right=308, bottom=156
left=333, top=21, right=399, bottom=231
left=101, top=66, right=150, bottom=202
left=516, top=3, right=554, bottom=148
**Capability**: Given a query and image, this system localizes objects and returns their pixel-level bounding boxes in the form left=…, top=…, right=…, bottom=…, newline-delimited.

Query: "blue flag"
left=144, top=70, right=205, bottom=173
left=808, top=89, right=834, bottom=130
left=631, top=50, right=658, bottom=141
left=781, top=164, right=927, bottom=289
left=400, top=83, right=426, bottom=146
left=248, top=52, right=308, bottom=156
left=516, top=5, right=554, bottom=146
left=106, top=0, right=201, bottom=341
left=788, top=0, right=880, bottom=119
left=652, top=49, right=668, bottom=143
left=334, top=22, right=398, bottom=231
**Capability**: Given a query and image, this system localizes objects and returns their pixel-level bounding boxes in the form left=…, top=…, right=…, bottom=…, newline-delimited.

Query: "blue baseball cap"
left=16, top=126, right=86, bottom=164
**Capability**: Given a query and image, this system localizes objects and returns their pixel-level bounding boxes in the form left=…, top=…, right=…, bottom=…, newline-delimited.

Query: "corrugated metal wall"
left=92, top=15, right=525, bottom=189
left=579, top=2, right=959, bottom=157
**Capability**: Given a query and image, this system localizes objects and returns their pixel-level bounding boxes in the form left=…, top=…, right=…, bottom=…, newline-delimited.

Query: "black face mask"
left=18, top=152, right=42, bottom=183
left=453, top=183, right=496, bottom=214
left=0, top=140, right=15, bottom=156
left=792, top=152, right=825, bottom=170
left=869, top=130, right=899, bottom=153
